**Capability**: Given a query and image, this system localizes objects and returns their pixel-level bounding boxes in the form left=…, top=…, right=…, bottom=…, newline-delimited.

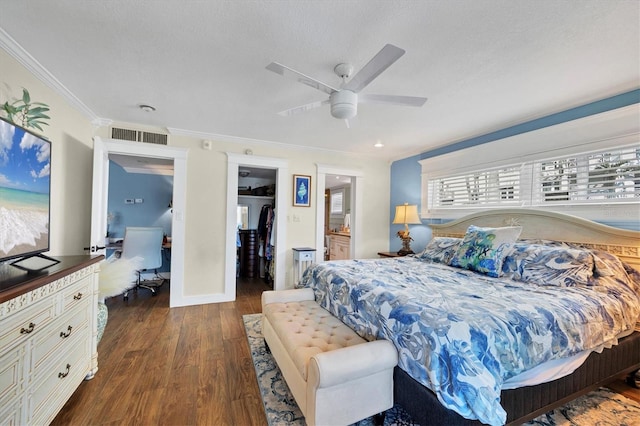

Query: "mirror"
left=237, top=205, right=249, bottom=230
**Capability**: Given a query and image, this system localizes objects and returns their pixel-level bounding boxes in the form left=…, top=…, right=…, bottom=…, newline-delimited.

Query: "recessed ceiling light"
left=374, top=140, right=384, bottom=148
left=139, top=104, right=156, bottom=112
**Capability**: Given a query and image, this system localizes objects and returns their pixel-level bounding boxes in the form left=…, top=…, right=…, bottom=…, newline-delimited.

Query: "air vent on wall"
left=111, top=127, right=168, bottom=145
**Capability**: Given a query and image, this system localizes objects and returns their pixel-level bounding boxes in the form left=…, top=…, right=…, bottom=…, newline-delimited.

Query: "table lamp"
left=392, top=203, right=422, bottom=255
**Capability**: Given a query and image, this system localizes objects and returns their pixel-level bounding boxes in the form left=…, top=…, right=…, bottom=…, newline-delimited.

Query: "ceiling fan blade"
left=266, top=62, right=337, bottom=95
left=277, top=99, right=330, bottom=117
left=343, top=44, right=405, bottom=93
left=359, top=94, right=427, bottom=107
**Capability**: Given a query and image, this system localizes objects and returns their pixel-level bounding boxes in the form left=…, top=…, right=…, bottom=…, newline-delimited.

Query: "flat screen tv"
left=0, top=116, right=58, bottom=272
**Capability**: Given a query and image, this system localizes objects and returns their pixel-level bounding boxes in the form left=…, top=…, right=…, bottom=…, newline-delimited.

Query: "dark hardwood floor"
left=52, top=277, right=639, bottom=425
left=52, top=277, right=270, bottom=426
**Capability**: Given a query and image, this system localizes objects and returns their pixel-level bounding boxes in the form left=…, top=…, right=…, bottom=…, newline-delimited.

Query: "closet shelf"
left=238, top=195, right=275, bottom=200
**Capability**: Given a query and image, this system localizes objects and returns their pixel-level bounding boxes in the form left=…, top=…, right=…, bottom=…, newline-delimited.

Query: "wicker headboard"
left=429, top=209, right=640, bottom=272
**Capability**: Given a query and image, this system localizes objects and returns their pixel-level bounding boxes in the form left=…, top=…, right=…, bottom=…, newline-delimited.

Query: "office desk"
left=106, top=241, right=171, bottom=250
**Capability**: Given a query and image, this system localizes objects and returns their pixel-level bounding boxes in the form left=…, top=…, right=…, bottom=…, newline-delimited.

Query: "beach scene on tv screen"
left=0, top=119, right=50, bottom=260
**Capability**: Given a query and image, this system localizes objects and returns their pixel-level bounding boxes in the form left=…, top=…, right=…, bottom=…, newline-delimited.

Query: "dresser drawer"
left=0, top=346, right=24, bottom=408
left=0, top=400, right=22, bottom=426
left=60, top=275, right=93, bottom=312
left=31, top=303, right=90, bottom=377
left=28, top=334, right=91, bottom=425
left=0, top=298, right=55, bottom=352
left=297, top=251, right=315, bottom=261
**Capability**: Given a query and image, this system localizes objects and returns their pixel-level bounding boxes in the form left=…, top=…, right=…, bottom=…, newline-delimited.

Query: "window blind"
left=426, top=144, right=639, bottom=211
left=428, top=165, right=522, bottom=208
left=532, top=145, right=640, bottom=205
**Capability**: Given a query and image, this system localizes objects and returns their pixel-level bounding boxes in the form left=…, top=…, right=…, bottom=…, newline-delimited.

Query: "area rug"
left=243, top=314, right=640, bottom=426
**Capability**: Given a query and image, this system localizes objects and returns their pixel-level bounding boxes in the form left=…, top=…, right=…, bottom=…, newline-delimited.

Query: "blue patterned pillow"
left=415, top=237, right=462, bottom=264
left=450, top=225, right=522, bottom=277
left=503, top=243, right=594, bottom=286
left=588, top=249, right=626, bottom=278
left=520, top=239, right=615, bottom=277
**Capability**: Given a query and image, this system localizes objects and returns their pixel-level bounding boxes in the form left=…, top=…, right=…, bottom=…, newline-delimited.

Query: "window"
left=429, top=165, right=522, bottom=207
left=532, top=145, right=640, bottom=204
left=330, top=189, right=344, bottom=215
left=423, top=144, right=639, bottom=218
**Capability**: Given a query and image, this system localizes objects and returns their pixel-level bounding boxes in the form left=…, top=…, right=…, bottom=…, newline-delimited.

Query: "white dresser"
left=0, top=256, right=102, bottom=425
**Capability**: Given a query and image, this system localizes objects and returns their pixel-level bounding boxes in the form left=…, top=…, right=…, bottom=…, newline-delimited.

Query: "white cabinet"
left=329, top=233, right=351, bottom=260
left=0, top=256, right=101, bottom=425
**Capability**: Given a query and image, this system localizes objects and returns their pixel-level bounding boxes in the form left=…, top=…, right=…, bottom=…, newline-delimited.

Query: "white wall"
left=0, top=48, right=95, bottom=257
left=154, top=133, right=390, bottom=297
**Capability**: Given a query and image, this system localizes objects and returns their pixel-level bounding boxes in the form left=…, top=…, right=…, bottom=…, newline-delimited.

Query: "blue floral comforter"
left=298, top=256, right=640, bottom=426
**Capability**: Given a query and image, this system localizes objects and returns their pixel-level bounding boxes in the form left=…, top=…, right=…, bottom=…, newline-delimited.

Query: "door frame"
left=226, top=153, right=288, bottom=297
left=315, top=164, right=363, bottom=261
left=90, top=137, right=188, bottom=307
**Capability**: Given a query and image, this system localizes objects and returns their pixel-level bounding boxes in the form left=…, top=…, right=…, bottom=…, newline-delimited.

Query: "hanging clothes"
left=264, top=207, right=274, bottom=261
left=258, top=204, right=271, bottom=240
left=258, top=203, right=275, bottom=285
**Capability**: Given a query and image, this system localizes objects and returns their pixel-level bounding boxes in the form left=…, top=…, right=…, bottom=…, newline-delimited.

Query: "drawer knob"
left=60, top=325, right=73, bottom=338
left=20, top=322, right=35, bottom=334
left=58, top=364, right=71, bottom=379
left=73, top=293, right=83, bottom=300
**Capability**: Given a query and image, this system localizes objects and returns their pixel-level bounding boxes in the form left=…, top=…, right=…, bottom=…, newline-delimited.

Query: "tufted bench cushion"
left=261, top=288, right=398, bottom=426
left=264, top=299, right=366, bottom=380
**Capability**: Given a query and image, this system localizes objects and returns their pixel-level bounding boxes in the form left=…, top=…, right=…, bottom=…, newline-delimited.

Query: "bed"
left=298, top=209, right=640, bottom=426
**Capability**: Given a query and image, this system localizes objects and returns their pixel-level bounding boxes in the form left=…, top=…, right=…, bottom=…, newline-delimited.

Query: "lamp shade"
left=392, top=203, right=421, bottom=225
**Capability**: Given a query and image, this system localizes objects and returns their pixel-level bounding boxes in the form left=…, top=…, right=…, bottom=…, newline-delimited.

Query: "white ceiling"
left=0, top=1, right=638, bottom=161
left=109, top=154, right=174, bottom=176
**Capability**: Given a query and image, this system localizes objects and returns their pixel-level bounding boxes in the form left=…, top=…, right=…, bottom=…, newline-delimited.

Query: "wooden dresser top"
left=0, top=255, right=103, bottom=304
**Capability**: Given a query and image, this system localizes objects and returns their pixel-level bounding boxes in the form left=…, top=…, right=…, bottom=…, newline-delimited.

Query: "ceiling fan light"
left=330, top=90, right=357, bottom=119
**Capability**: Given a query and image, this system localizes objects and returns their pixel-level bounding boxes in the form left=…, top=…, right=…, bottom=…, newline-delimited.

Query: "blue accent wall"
left=389, top=89, right=640, bottom=251
left=388, top=154, right=429, bottom=252
left=107, top=161, right=173, bottom=238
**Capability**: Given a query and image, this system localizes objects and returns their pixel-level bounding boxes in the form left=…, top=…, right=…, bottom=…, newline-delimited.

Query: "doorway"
left=325, top=174, right=352, bottom=260
left=106, top=155, right=174, bottom=280
left=90, top=137, right=188, bottom=307
left=225, top=153, right=288, bottom=299
left=315, top=164, right=363, bottom=262
left=236, top=167, right=276, bottom=285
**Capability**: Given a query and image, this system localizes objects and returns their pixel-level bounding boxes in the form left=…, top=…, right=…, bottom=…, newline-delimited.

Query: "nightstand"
left=293, top=247, right=316, bottom=284
left=377, top=251, right=406, bottom=258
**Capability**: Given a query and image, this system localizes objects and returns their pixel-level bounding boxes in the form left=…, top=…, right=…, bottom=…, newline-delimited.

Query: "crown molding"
left=0, top=28, right=99, bottom=122
left=92, top=117, right=113, bottom=127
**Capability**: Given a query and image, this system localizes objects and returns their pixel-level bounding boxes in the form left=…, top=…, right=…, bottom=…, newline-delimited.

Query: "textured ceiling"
left=0, top=1, right=638, bottom=161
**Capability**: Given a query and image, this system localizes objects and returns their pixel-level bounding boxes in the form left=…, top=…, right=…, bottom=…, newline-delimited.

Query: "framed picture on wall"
left=293, top=174, right=311, bottom=207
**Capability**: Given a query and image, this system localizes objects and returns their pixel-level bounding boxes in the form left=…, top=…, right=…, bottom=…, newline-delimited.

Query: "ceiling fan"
left=266, top=44, right=427, bottom=125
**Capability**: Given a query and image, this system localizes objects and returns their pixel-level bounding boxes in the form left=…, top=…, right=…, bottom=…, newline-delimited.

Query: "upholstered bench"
left=261, top=288, right=398, bottom=426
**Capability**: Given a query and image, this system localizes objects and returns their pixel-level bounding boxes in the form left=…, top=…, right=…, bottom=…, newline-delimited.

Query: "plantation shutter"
left=532, top=145, right=640, bottom=205
left=426, top=145, right=639, bottom=212
left=428, top=165, right=522, bottom=208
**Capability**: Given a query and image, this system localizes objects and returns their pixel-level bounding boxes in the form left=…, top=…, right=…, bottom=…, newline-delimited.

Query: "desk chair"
left=121, top=226, right=164, bottom=299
